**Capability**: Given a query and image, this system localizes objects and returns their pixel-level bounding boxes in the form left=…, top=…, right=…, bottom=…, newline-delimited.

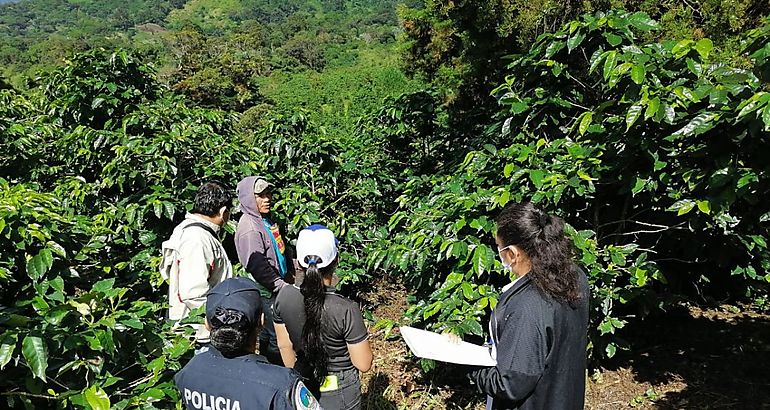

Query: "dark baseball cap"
left=206, top=278, right=262, bottom=327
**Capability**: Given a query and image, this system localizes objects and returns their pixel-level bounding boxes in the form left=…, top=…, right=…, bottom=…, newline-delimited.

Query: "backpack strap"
left=182, top=222, right=219, bottom=240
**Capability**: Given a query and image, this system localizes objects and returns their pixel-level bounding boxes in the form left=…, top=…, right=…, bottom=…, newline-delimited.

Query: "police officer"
left=175, top=277, right=322, bottom=410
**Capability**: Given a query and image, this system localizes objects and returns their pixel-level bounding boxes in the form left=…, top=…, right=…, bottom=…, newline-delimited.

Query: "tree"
left=397, top=0, right=770, bottom=151
left=372, top=11, right=770, bottom=362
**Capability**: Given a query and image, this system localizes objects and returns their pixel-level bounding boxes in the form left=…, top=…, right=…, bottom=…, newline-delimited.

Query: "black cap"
left=206, top=278, right=262, bottom=327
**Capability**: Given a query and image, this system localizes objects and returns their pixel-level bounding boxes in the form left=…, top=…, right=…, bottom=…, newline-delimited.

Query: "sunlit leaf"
left=626, top=104, right=643, bottom=130
left=630, top=64, right=646, bottom=84
left=22, top=335, right=48, bottom=381
left=84, top=385, right=110, bottom=410
left=0, top=333, right=17, bottom=369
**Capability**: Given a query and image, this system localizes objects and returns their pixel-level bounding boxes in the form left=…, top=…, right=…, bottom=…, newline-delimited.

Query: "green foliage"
left=375, top=11, right=770, bottom=362
left=0, top=178, right=193, bottom=409
left=495, top=10, right=770, bottom=293
left=397, top=0, right=769, bottom=150
left=0, top=47, right=408, bottom=406
left=43, top=49, right=159, bottom=130
left=256, top=47, right=422, bottom=133
left=0, top=0, right=407, bottom=118
left=0, top=51, right=249, bottom=409
left=159, top=0, right=408, bottom=111
left=359, top=89, right=449, bottom=175
left=0, top=0, right=186, bottom=77
left=242, top=109, right=406, bottom=284
left=2, top=3, right=770, bottom=407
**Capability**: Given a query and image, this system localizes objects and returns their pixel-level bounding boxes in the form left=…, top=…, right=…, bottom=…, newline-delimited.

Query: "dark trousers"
left=318, top=368, right=362, bottom=410
left=259, top=294, right=283, bottom=365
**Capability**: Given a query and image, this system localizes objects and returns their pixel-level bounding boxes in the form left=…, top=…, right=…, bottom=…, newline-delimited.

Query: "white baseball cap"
left=296, top=224, right=338, bottom=269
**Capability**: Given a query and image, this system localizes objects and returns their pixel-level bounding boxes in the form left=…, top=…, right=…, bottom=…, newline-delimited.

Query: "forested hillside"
left=1, top=0, right=769, bottom=408
left=0, top=0, right=421, bottom=129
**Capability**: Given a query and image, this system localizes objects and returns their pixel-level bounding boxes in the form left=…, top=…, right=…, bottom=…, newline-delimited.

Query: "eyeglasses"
left=497, top=245, right=513, bottom=258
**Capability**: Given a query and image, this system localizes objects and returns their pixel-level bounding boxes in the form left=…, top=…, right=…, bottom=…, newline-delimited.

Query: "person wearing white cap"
left=273, top=224, right=372, bottom=410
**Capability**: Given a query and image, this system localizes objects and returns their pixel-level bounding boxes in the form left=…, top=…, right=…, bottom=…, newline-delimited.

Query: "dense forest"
left=1, top=0, right=769, bottom=408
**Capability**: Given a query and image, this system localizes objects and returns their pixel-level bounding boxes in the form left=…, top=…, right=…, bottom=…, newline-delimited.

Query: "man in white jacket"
left=166, top=182, right=234, bottom=345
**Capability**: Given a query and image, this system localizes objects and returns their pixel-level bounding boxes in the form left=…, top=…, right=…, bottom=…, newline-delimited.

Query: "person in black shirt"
left=174, top=277, right=321, bottom=410
left=274, top=224, right=373, bottom=410
left=468, top=202, right=589, bottom=410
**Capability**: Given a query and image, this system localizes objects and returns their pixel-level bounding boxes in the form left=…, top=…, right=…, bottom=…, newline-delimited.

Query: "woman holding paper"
left=468, top=202, right=589, bottom=410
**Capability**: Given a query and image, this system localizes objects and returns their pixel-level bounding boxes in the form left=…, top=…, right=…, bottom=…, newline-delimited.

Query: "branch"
left=0, top=391, right=57, bottom=400
left=566, top=71, right=592, bottom=94
left=566, top=99, right=591, bottom=111
left=599, top=219, right=683, bottom=230
left=114, top=373, right=156, bottom=396
left=654, top=257, right=701, bottom=264
left=602, top=224, right=688, bottom=239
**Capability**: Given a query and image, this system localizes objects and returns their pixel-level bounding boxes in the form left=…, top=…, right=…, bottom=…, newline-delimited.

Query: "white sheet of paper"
left=400, top=326, right=496, bottom=367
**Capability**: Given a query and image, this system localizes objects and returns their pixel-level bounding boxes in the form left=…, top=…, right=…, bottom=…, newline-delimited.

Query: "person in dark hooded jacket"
left=235, top=176, right=295, bottom=365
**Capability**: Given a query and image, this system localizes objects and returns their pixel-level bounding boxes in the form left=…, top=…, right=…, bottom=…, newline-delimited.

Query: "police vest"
left=174, top=347, right=320, bottom=410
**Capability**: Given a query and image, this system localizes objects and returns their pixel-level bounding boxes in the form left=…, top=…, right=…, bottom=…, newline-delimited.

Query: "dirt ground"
left=358, top=278, right=770, bottom=409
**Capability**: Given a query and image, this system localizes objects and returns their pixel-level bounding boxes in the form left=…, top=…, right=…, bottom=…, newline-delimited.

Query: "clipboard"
left=400, top=326, right=496, bottom=367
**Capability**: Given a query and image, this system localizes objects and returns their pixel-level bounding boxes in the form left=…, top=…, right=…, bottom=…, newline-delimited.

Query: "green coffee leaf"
left=22, top=335, right=48, bottom=381
left=645, top=97, right=660, bottom=119
left=85, top=385, right=110, bottom=410
left=604, top=32, right=622, bottom=47
left=26, top=249, right=53, bottom=281
left=686, top=58, right=702, bottom=76
left=672, top=39, right=694, bottom=58
left=696, top=200, right=711, bottom=214
left=603, top=51, right=618, bottom=80
left=460, top=282, right=474, bottom=300
left=567, top=31, right=585, bottom=52
left=670, top=112, right=718, bottom=138
left=92, top=278, right=116, bottom=293
left=750, top=235, right=767, bottom=249
left=630, top=64, right=645, bottom=84
left=0, top=332, right=17, bottom=369
left=669, top=200, right=696, bottom=216
left=578, top=112, right=593, bottom=136
left=694, top=38, right=713, bottom=59
left=628, top=12, right=658, bottom=31
left=626, top=104, right=643, bottom=130
left=529, top=169, right=545, bottom=188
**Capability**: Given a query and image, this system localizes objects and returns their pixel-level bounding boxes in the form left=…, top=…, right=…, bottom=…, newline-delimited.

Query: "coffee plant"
left=0, top=48, right=396, bottom=408
left=2, top=10, right=769, bottom=409
left=370, top=11, right=770, bottom=360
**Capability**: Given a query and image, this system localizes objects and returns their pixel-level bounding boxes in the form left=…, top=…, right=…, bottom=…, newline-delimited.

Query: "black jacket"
left=468, top=270, right=589, bottom=410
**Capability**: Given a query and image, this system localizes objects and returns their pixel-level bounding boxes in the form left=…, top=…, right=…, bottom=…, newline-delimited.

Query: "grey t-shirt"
left=273, top=285, right=368, bottom=372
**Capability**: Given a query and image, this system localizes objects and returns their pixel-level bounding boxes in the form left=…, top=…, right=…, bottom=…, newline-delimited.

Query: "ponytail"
left=299, top=255, right=329, bottom=384
left=496, top=202, right=580, bottom=303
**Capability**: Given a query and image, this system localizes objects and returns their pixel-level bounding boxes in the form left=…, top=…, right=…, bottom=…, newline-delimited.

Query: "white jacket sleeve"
left=176, top=233, right=214, bottom=310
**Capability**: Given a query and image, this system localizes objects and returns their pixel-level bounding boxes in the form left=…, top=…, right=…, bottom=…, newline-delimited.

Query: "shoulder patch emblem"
left=294, top=380, right=321, bottom=410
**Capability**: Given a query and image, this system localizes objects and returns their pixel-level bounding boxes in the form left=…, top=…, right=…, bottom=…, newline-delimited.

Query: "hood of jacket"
left=237, top=176, right=263, bottom=219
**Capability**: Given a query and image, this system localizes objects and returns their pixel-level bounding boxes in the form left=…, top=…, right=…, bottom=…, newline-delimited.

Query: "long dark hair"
left=496, top=202, right=580, bottom=303
left=298, top=255, right=334, bottom=384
